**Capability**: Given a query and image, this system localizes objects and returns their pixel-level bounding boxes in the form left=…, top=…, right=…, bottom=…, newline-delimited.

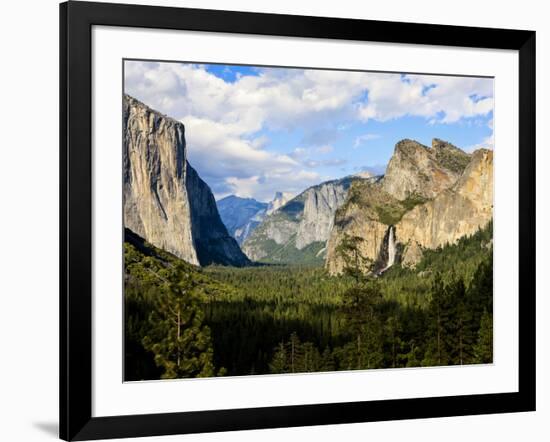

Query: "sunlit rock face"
left=123, top=94, right=249, bottom=267
left=325, top=139, right=492, bottom=274
left=395, top=148, right=493, bottom=252
left=266, top=192, right=294, bottom=215
left=324, top=180, right=392, bottom=275
left=382, top=138, right=470, bottom=200
left=242, top=176, right=368, bottom=264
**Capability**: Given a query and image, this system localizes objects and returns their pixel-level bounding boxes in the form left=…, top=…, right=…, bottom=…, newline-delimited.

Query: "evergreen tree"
left=423, top=274, right=450, bottom=366
left=142, top=264, right=216, bottom=379
left=384, top=314, right=403, bottom=368
left=320, top=347, right=336, bottom=372
left=474, top=311, right=493, bottom=363
left=125, top=220, right=494, bottom=378
left=336, top=234, right=373, bottom=283
left=336, top=233, right=384, bottom=369
left=466, top=255, right=493, bottom=328
left=268, top=334, right=323, bottom=374
left=269, top=342, right=287, bottom=374
left=403, top=339, right=423, bottom=367
left=445, top=278, right=475, bottom=365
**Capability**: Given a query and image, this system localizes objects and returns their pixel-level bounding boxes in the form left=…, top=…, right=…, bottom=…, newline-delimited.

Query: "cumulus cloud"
left=353, top=133, right=381, bottom=148
left=125, top=61, right=494, bottom=200
left=465, top=115, right=494, bottom=153
left=223, top=170, right=322, bottom=202
left=181, top=115, right=297, bottom=178
left=303, top=158, right=347, bottom=168
left=466, top=135, right=494, bottom=153
left=356, top=74, right=493, bottom=124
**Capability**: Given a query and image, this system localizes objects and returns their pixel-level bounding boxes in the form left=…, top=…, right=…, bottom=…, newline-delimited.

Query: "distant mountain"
left=266, top=191, right=294, bottom=215
left=242, top=175, right=376, bottom=265
left=217, top=196, right=268, bottom=245
left=123, top=94, right=249, bottom=267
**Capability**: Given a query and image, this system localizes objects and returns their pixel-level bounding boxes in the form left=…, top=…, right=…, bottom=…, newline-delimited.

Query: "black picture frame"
left=60, top=1, right=536, bottom=440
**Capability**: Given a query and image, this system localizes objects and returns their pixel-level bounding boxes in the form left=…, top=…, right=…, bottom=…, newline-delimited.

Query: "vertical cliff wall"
left=123, top=94, right=249, bottom=267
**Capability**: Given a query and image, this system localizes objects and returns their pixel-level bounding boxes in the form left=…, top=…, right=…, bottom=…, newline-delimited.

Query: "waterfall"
left=379, top=225, right=396, bottom=274
left=387, top=225, right=396, bottom=268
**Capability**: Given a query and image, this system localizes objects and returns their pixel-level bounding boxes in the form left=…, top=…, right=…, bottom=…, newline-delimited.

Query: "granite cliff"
left=123, top=94, right=249, bottom=267
left=325, top=139, right=492, bottom=274
left=382, top=138, right=471, bottom=200
left=267, top=192, right=294, bottom=215
left=397, top=148, right=493, bottom=265
left=242, top=176, right=371, bottom=264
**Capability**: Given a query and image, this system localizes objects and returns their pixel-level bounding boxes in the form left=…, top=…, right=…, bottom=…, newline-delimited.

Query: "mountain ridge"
left=216, top=195, right=268, bottom=245
left=242, top=174, right=378, bottom=264
left=325, top=138, right=492, bottom=274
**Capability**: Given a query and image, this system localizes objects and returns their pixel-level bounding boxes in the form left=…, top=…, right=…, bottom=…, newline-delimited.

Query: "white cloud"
left=353, top=133, right=381, bottom=148
left=224, top=176, right=261, bottom=199
left=125, top=61, right=494, bottom=200
left=466, top=135, right=494, bottom=153
left=126, top=63, right=494, bottom=131
left=223, top=170, right=323, bottom=202
left=304, top=158, right=346, bottom=168
left=465, top=115, right=494, bottom=153
left=181, top=115, right=300, bottom=198
left=357, top=74, right=493, bottom=124
left=289, top=147, right=308, bottom=159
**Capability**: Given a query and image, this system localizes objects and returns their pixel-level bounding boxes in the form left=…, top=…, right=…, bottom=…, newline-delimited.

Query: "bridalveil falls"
left=386, top=225, right=396, bottom=269
left=378, top=225, right=397, bottom=273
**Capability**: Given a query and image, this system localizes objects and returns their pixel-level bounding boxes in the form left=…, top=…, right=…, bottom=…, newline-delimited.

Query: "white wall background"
left=0, top=0, right=547, bottom=441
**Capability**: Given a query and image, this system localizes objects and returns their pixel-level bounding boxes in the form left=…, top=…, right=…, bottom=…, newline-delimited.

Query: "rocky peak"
left=267, top=191, right=294, bottom=215
left=455, top=148, right=493, bottom=202
left=295, top=178, right=352, bottom=249
left=382, top=138, right=470, bottom=201
left=325, top=139, right=492, bottom=274
left=393, top=147, right=493, bottom=265
left=432, top=138, right=457, bottom=150
left=242, top=177, right=357, bottom=263
left=123, top=94, right=249, bottom=267
left=431, top=138, right=472, bottom=174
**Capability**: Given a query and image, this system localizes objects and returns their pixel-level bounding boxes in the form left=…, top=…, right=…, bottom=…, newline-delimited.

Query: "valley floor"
left=124, top=224, right=493, bottom=380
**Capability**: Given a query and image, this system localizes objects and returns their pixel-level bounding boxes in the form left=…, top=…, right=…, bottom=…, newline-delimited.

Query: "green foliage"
left=474, top=311, right=493, bottom=363
left=335, top=234, right=375, bottom=282
left=341, top=181, right=426, bottom=226
left=140, top=265, right=215, bottom=379
left=401, top=193, right=428, bottom=211
left=340, top=283, right=385, bottom=370
left=124, top=233, right=226, bottom=380
left=434, top=141, right=471, bottom=174
left=375, top=205, right=407, bottom=225
left=253, top=237, right=325, bottom=265
left=269, top=332, right=325, bottom=374
left=126, top=222, right=494, bottom=378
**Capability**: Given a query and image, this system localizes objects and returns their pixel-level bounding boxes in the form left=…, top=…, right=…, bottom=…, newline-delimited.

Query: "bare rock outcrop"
left=395, top=148, right=493, bottom=254
left=123, top=94, right=249, bottom=267
left=382, top=138, right=470, bottom=200
left=242, top=176, right=363, bottom=264
left=325, top=139, right=492, bottom=274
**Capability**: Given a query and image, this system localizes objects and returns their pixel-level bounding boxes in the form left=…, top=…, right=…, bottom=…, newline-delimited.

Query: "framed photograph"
left=60, top=1, right=535, bottom=440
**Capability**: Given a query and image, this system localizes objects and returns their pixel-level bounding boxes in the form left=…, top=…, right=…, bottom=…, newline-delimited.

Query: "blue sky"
left=125, top=61, right=494, bottom=202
